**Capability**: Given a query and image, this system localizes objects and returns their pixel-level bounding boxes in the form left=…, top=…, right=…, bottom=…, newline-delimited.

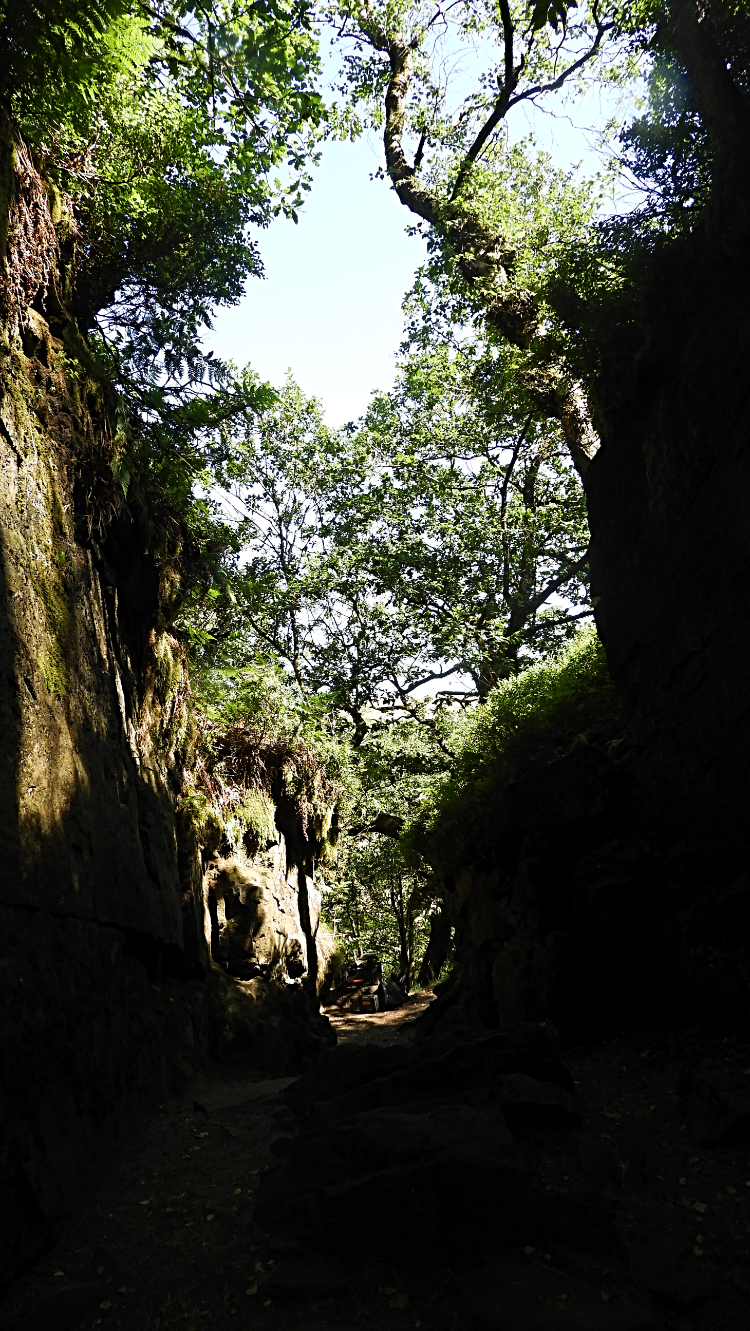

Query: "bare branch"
left=387, top=679, right=457, bottom=758
left=395, top=662, right=467, bottom=695
left=450, top=10, right=612, bottom=201
left=500, top=413, right=532, bottom=604
left=517, top=543, right=590, bottom=622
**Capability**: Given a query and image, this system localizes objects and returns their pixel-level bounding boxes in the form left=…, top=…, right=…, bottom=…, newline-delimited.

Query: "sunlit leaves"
left=3, top=0, right=324, bottom=488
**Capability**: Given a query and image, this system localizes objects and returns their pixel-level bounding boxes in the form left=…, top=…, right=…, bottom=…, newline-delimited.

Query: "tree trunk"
left=417, top=908, right=453, bottom=987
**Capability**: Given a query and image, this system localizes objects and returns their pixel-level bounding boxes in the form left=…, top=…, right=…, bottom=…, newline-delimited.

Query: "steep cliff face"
left=425, top=735, right=750, bottom=1047
left=0, top=272, right=207, bottom=1287
left=0, top=127, right=331, bottom=1287
left=425, top=233, right=750, bottom=1044
left=425, top=132, right=750, bottom=1045
left=209, top=833, right=323, bottom=985
left=587, top=215, right=750, bottom=887
left=0, top=313, right=201, bottom=955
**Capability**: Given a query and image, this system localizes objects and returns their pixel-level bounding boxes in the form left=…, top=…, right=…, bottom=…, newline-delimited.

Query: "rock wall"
left=586, top=203, right=750, bottom=886
left=425, top=734, right=750, bottom=1046
left=0, top=297, right=210, bottom=1284
left=208, top=835, right=323, bottom=985
left=0, top=128, right=332, bottom=1287
left=428, top=132, right=750, bottom=1045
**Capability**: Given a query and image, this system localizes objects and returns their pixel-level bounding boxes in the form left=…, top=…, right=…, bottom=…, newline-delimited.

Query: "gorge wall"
left=587, top=215, right=750, bottom=887
left=0, top=128, right=331, bottom=1287
left=427, top=176, right=750, bottom=1047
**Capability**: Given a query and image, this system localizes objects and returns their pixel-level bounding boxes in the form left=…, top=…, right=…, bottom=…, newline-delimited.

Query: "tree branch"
left=515, top=542, right=590, bottom=623
left=500, top=413, right=532, bottom=604
left=355, top=1, right=602, bottom=479
left=395, top=662, right=467, bottom=695
left=387, top=680, right=457, bottom=758
left=450, top=7, right=612, bottom=201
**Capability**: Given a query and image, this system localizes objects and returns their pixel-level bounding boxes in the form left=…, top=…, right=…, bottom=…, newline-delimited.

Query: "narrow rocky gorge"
left=2, top=3, right=750, bottom=1327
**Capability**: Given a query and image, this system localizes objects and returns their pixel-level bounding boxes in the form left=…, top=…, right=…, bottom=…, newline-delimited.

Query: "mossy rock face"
left=205, top=966, right=334, bottom=1076
left=0, top=134, right=211, bottom=1285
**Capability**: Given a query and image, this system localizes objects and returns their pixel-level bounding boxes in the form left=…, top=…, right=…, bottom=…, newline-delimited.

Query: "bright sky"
left=204, top=69, right=622, bottom=428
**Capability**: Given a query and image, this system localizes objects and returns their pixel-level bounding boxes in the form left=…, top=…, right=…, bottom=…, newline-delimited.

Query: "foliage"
left=321, top=627, right=616, bottom=979
left=352, top=326, right=591, bottom=699
left=328, top=0, right=638, bottom=302
left=196, top=328, right=591, bottom=731
left=321, top=709, right=453, bottom=980
left=332, top=0, right=636, bottom=166
left=323, top=838, right=432, bottom=985
left=183, top=662, right=356, bottom=853
left=324, top=0, right=750, bottom=482
left=227, top=787, right=278, bottom=857
left=1, top=0, right=325, bottom=600
left=179, top=315, right=594, bottom=976
left=4, top=1, right=324, bottom=337
left=9, top=0, right=735, bottom=996
left=410, top=624, right=620, bottom=852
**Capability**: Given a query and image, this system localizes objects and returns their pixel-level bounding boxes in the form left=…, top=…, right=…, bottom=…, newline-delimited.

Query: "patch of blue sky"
left=203, top=30, right=639, bottom=428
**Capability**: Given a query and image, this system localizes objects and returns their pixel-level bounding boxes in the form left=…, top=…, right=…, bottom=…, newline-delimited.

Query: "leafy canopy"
left=1, top=0, right=325, bottom=555
left=191, top=310, right=591, bottom=734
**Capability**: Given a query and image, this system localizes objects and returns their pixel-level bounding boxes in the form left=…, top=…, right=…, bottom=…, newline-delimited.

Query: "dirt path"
left=1, top=1014, right=749, bottom=1331
left=0, top=998, right=434, bottom=1331
left=0, top=1071, right=297, bottom=1331
left=322, top=990, right=435, bottom=1048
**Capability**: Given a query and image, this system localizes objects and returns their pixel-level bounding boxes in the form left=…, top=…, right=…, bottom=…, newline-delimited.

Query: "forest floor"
left=1, top=1006, right=749, bottom=1331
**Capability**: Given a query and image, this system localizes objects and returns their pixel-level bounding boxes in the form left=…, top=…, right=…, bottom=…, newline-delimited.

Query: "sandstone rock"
left=258, top=1102, right=527, bottom=1261
left=289, top=1025, right=573, bottom=1126
left=468, top=1259, right=661, bottom=1331
left=263, top=1261, right=351, bottom=1300
left=526, top=1189, right=620, bottom=1255
left=284, top=1041, right=413, bottom=1113
left=205, top=966, right=334, bottom=1075
left=0, top=182, right=335, bottom=1286
left=209, top=843, right=320, bottom=984
left=578, top=1135, right=619, bottom=1187
left=493, top=1073, right=579, bottom=1132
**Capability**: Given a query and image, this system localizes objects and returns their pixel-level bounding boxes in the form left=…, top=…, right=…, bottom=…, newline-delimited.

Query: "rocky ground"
left=1, top=1000, right=749, bottom=1331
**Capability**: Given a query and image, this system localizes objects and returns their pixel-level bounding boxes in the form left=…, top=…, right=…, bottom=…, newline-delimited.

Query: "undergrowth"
left=409, top=626, right=620, bottom=855
left=180, top=664, right=355, bottom=858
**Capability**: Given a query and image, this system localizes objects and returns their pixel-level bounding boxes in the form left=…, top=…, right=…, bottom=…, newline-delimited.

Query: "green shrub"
left=413, top=626, right=619, bottom=844
left=181, top=663, right=355, bottom=860
left=227, top=788, right=277, bottom=858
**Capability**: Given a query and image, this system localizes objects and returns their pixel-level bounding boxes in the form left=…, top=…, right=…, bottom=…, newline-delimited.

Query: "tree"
left=328, top=0, right=635, bottom=474
left=1, top=0, right=325, bottom=557
left=350, top=325, right=591, bottom=702
left=321, top=712, right=450, bottom=984
left=194, top=375, right=399, bottom=731
left=326, top=1, right=750, bottom=471
left=201, top=334, right=590, bottom=733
